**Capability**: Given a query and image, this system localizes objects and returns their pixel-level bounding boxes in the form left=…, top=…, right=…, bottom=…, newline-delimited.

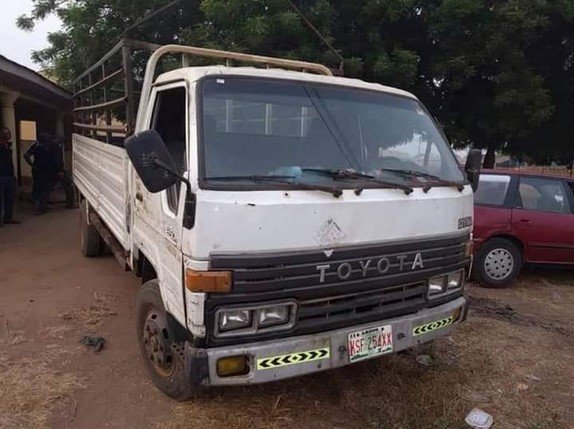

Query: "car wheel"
left=79, top=199, right=101, bottom=257
left=136, top=280, right=195, bottom=401
left=475, top=238, right=522, bottom=288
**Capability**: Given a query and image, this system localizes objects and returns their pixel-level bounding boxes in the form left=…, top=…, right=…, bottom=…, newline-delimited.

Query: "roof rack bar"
left=136, top=44, right=332, bottom=130
left=75, top=39, right=126, bottom=84
left=75, top=68, right=123, bottom=97
left=74, top=96, right=127, bottom=112
left=73, top=122, right=126, bottom=133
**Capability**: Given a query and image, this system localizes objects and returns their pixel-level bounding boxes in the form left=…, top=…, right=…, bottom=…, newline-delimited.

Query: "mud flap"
left=184, top=342, right=210, bottom=391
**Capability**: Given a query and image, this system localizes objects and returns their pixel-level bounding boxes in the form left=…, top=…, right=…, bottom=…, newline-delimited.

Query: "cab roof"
left=154, top=66, right=418, bottom=101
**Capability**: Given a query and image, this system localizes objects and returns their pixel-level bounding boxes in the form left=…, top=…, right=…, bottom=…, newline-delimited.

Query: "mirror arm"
left=153, top=158, right=197, bottom=229
left=153, top=158, right=191, bottom=190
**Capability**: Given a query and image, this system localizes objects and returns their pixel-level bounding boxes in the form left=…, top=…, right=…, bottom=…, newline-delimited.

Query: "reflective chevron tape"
left=257, top=348, right=330, bottom=370
left=413, top=315, right=455, bottom=336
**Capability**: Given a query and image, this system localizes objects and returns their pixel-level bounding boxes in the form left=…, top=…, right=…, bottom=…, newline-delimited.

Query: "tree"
left=18, top=0, right=573, bottom=165
left=508, top=1, right=574, bottom=164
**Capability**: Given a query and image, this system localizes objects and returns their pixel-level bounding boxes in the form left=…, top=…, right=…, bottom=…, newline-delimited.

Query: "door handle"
left=135, top=192, right=143, bottom=202
left=520, top=218, right=531, bottom=223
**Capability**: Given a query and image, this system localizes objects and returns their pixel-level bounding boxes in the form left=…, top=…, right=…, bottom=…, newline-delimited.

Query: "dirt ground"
left=0, top=204, right=573, bottom=429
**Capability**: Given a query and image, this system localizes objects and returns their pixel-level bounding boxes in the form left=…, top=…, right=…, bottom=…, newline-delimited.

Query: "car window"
left=474, top=174, right=511, bottom=206
left=516, top=177, right=571, bottom=214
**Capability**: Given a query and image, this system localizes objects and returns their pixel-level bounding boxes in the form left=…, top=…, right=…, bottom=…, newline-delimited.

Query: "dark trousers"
left=0, top=176, right=15, bottom=223
left=33, top=169, right=53, bottom=212
left=33, top=170, right=75, bottom=211
left=58, top=171, right=75, bottom=208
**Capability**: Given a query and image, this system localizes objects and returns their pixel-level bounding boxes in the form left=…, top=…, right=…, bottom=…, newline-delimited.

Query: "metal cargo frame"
left=73, top=38, right=333, bottom=143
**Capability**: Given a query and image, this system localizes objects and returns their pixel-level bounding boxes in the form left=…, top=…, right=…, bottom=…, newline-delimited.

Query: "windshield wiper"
left=205, top=175, right=343, bottom=198
left=302, top=168, right=414, bottom=195
left=380, top=169, right=465, bottom=193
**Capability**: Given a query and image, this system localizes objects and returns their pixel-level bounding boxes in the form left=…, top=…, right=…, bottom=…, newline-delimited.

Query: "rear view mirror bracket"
left=125, top=130, right=196, bottom=229
left=153, top=157, right=196, bottom=230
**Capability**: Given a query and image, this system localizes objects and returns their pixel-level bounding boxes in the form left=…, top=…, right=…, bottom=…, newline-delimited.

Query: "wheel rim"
left=484, top=248, right=514, bottom=281
left=142, top=308, right=175, bottom=377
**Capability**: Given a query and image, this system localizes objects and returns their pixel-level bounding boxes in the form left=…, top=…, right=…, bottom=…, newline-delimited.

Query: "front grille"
left=297, top=282, right=427, bottom=333
left=205, top=233, right=469, bottom=346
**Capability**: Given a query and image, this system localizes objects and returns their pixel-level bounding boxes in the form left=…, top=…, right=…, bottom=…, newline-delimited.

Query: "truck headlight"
left=258, top=306, right=290, bottom=328
left=215, top=302, right=297, bottom=337
left=219, top=309, right=252, bottom=332
left=428, top=275, right=447, bottom=295
left=428, top=270, right=464, bottom=298
left=447, top=270, right=463, bottom=290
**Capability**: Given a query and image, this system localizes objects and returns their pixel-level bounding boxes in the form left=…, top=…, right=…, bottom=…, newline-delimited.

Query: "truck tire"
left=474, top=238, right=522, bottom=288
left=80, top=200, right=101, bottom=257
left=136, top=280, right=195, bottom=401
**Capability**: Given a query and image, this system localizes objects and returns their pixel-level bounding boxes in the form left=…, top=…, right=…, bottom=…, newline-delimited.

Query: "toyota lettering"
left=316, top=252, right=425, bottom=283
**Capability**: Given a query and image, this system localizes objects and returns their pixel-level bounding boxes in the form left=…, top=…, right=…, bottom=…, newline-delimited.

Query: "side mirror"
left=125, top=130, right=179, bottom=193
left=465, top=149, right=482, bottom=192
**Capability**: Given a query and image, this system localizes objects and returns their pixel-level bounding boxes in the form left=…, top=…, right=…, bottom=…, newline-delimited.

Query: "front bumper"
left=186, top=296, right=468, bottom=387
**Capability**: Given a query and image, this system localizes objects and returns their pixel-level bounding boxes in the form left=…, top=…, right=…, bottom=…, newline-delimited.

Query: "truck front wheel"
left=136, top=280, right=195, bottom=401
left=79, top=200, right=101, bottom=257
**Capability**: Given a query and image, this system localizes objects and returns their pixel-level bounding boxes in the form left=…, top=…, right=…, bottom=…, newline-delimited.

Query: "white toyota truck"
left=72, top=39, right=481, bottom=400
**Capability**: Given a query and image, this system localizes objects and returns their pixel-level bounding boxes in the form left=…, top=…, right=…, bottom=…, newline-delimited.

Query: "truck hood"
left=184, top=186, right=474, bottom=260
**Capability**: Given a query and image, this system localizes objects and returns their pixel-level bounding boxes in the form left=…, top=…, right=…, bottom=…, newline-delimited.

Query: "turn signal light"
left=217, top=355, right=250, bottom=377
left=185, top=269, right=232, bottom=293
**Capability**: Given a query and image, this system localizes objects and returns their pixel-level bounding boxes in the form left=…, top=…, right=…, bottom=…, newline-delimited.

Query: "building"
left=0, top=54, right=72, bottom=190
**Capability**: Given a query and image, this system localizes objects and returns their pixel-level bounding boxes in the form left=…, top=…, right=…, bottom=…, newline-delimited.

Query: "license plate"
left=348, top=325, right=393, bottom=363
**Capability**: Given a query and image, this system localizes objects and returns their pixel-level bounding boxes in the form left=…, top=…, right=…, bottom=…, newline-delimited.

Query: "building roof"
left=0, top=54, right=72, bottom=109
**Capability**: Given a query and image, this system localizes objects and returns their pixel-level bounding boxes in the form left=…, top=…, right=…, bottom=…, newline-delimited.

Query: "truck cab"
left=73, top=41, right=480, bottom=399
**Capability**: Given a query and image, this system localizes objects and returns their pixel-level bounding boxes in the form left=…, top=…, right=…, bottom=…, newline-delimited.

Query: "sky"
left=0, top=0, right=62, bottom=70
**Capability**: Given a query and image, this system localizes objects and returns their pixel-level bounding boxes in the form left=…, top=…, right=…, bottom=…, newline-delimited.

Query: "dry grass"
left=60, top=303, right=117, bottom=329
left=163, top=291, right=573, bottom=429
left=0, top=316, right=83, bottom=428
left=0, top=353, right=83, bottom=429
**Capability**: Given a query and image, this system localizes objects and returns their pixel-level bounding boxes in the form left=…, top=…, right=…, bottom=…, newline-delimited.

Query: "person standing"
left=24, top=133, right=55, bottom=213
left=51, top=136, right=75, bottom=209
left=24, top=133, right=74, bottom=212
left=0, top=127, right=21, bottom=226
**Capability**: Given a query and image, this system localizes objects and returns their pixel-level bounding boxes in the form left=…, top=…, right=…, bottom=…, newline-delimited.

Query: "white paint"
left=73, top=61, right=473, bottom=341
left=73, top=134, right=130, bottom=249
left=183, top=186, right=473, bottom=259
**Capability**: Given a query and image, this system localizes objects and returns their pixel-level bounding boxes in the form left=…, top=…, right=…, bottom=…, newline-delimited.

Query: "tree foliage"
left=18, top=0, right=574, bottom=163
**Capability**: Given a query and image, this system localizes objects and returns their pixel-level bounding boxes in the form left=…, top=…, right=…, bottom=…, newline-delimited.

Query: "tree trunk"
left=483, top=146, right=496, bottom=169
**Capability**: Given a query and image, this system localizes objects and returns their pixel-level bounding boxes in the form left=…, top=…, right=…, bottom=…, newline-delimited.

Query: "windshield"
left=200, top=77, right=464, bottom=188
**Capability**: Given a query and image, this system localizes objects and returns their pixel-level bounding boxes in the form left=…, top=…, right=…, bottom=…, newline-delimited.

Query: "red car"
left=473, top=170, right=574, bottom=287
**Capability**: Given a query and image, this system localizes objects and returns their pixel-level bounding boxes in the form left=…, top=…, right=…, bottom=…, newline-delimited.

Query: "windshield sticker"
left=315, top=219, right=346, bottom=247
left=216, top=79, right=225, bottom=84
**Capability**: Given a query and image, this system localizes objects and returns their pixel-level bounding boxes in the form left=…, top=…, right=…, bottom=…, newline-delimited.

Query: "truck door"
left=511, top=176, right=574, bottom=264
left=132, top=83, right=189, bottom=324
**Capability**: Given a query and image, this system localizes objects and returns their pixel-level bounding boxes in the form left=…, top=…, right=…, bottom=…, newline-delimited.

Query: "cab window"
left=151, top=87, right=187, bottom=212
